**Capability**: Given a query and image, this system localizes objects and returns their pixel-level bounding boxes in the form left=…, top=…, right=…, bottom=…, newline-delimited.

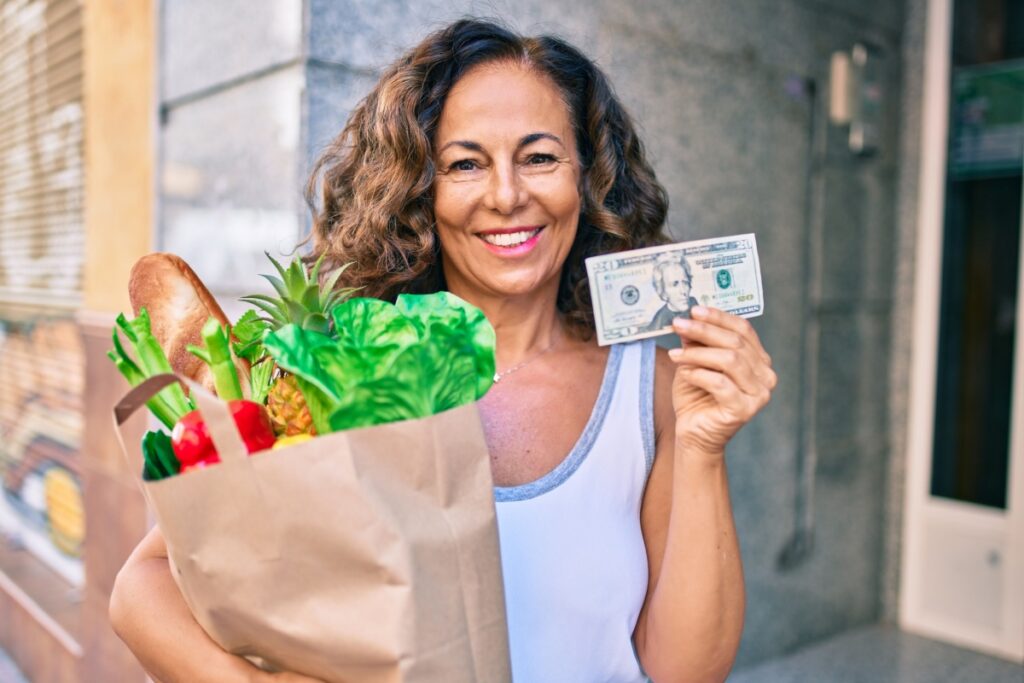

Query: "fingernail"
left=692, top=306, right=708, bottom=318
left=674, top=317, right=692, bottom=330
left=668, top=348, right=684, bottom=361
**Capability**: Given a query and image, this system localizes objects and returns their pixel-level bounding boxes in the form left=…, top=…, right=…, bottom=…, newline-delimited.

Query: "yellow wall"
left=78, top=4, right=156, bottom=679
left=82, top=0, right=156, bottom=313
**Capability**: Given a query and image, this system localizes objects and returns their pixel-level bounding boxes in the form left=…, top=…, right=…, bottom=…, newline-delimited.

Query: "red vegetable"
left=171, top=401, right=276, bottom=469
left=171, top=410, right=216, bottom=469
left=230, top=401, right=277, bottom=453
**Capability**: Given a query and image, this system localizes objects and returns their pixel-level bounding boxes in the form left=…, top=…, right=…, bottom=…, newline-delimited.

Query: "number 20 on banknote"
left=585, top=233, right=764, bottom=346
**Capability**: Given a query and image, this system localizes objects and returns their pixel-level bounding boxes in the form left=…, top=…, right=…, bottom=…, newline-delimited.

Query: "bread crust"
left=128, top=253, right=250, bottom=397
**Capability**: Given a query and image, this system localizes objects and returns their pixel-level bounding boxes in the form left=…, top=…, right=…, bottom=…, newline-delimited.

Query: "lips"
left=479, top=228, right=542, bottom=247
left=476, top=226, right=545, bottom=256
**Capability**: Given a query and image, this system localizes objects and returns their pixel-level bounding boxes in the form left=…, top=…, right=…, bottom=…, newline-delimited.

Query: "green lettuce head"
left=263, top=291, right=496, bottom=433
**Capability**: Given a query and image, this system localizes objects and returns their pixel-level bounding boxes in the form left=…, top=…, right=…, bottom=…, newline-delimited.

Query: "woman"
left=110, top=19, right=776, bottom=683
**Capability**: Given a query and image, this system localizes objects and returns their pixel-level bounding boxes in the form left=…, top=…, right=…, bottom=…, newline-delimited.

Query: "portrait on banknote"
left=644, top=254, right=700, bottom=332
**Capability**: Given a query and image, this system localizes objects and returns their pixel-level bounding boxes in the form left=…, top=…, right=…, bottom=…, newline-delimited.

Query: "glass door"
left=900, top=0, right=1024, bottom=661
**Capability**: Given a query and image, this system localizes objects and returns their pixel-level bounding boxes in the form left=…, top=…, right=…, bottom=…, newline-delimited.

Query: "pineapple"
left=240, top=253, right=353, bottom=436
left=266, top=373, right=314, bottom=436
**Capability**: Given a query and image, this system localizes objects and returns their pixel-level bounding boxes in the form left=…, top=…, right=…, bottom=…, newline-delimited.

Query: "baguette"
left=128, top=253, right=250, bottom=397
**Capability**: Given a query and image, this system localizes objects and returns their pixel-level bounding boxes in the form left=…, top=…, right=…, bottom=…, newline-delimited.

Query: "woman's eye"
left=525, top=153, right=557, bottom=165
left=449, top=159, right=479, bottom=172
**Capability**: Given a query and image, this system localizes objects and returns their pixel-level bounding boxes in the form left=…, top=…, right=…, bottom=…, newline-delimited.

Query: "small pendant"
left=493, top=373, right=501, bottom=383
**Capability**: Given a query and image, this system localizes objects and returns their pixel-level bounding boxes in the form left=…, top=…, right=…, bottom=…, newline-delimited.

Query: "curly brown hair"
left=307, top=18, right=669, bottom=337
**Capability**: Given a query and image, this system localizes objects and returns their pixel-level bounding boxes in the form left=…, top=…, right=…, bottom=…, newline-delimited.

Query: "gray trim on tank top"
left=630, top=637, right=654, bottom=682
left=640, top=339, right=656, bottom=478
left=634, top=341, right=657, bottom=683
left=493, top=343, right=625, bottom=502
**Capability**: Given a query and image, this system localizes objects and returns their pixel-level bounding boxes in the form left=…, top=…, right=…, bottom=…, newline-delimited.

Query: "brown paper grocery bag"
left=114, top=374, right=511, bottom=683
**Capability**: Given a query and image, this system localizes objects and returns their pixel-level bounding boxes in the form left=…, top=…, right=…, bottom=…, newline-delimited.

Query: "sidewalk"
left=729, top=624, right=1023, bottom=682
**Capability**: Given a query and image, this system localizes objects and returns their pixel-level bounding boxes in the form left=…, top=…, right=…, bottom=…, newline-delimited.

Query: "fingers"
left=676, top=365, right=771, bottom=419
left=666, top=308, right=776, bottom=450
left=675, top=366, right=769, bottom=420
left=671, top=308, right=777, bottom=390
left=701, top=307, right=772, bottom=364
left=680, top=307, right=772, bottom=366
left=671, top=312, right=742, bottom=350
left=678, top=367, right=743, bottom=404
left=266, top=673, right=329, bottom=683
left=669, top=345, right=761, bottom=396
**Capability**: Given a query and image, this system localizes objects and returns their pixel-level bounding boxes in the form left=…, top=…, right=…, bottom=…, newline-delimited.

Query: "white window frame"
left=899, top=0, right=1024, bottom=662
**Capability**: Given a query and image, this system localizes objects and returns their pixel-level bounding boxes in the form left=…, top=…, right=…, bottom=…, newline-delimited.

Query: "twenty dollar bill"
left=586, top=234, right=764, bottom=346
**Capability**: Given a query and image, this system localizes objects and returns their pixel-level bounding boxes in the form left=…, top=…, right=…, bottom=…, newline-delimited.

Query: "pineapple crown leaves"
left=239, top=253, right=357, bottom=338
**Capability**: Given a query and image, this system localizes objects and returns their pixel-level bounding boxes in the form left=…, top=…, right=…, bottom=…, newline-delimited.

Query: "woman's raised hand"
left=667, top=306, right=777, bottom=462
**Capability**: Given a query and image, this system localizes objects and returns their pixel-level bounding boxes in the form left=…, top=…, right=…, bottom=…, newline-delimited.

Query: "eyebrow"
left=438, top=132, right=565, bottom=155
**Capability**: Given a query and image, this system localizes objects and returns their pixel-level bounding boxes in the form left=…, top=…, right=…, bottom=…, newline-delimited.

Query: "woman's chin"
left=463, top=271, right=555, bottom=300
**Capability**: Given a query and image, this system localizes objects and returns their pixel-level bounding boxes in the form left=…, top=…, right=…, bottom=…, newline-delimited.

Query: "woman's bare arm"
left=634, top=309, right=776, bottom=682
left=109, top=526, right=257, bottom=683
left=109, top=526, right=324, bottom=683
left=634, top=351, right=746, bottom=683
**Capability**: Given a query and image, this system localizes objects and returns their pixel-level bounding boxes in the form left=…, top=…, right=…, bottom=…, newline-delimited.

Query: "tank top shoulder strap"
left=600, top=339, right=657, bottom=481
left=639, top=338, right=657, bottom=479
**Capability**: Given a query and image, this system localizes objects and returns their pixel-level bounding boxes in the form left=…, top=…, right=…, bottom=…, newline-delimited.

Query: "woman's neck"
left=445, top=280, right=565, bottom=365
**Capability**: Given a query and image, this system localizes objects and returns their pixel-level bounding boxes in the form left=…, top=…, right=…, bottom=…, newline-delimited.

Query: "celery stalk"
left=249, top=358, right=275, bottom=405
left=188, top=317, right=243, bottom=401
left=107, top=335, right=181, bottom=429
left=119, top=309, right=195, bottom=417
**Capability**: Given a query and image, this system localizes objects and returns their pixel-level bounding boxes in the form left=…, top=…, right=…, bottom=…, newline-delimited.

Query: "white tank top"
left=494, top=340, right=656, bottom=683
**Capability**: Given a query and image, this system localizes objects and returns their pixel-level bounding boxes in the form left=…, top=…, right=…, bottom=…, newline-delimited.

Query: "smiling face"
left=432, top=62, right=581, bottom=303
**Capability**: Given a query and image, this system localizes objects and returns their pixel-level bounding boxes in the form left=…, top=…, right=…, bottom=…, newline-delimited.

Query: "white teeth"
left=481, top=229, right=540, bottom=247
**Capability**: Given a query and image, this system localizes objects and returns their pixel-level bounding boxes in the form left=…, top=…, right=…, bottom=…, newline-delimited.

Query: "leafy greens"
left=262, top=292, right=496, bottom=433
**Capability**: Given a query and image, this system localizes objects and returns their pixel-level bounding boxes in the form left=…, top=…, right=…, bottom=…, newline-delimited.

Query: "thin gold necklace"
left=493, top=340, right=556, bottom=383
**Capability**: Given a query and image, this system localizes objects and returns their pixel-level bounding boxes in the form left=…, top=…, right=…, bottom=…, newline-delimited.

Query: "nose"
left=483, top=161, right=528, bottom=214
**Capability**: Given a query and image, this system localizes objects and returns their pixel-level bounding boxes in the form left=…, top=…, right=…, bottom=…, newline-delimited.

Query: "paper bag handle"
left=113, top=374, right=249, bottom=464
